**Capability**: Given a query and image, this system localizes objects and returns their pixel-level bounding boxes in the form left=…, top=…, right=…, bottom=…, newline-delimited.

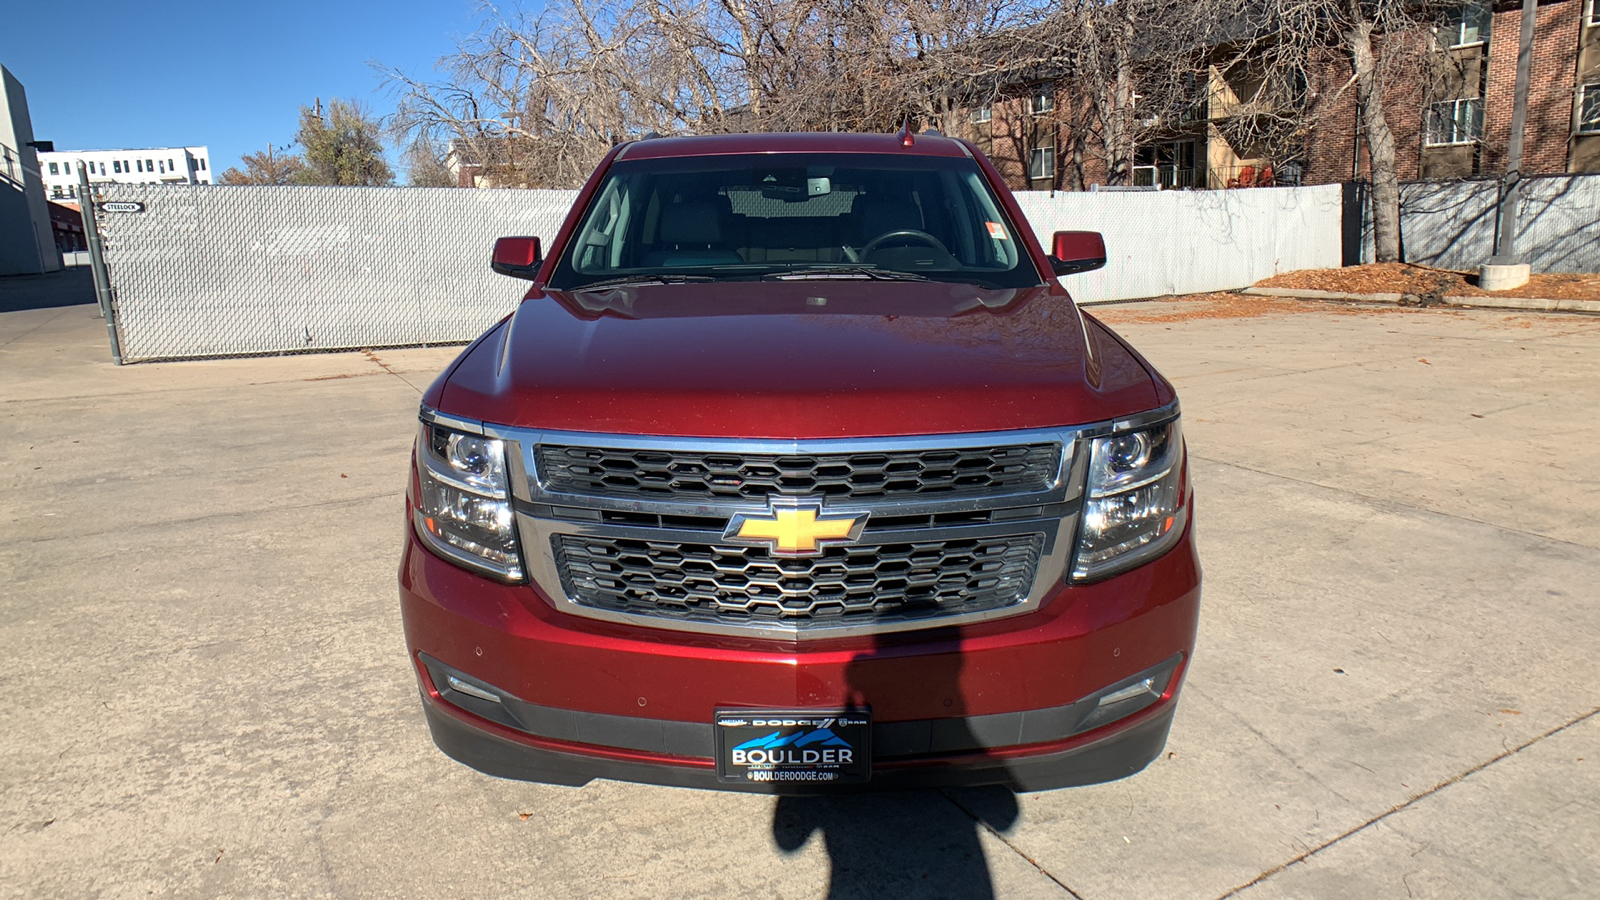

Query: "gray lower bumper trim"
left=418, top=652, right=1183, bottom=760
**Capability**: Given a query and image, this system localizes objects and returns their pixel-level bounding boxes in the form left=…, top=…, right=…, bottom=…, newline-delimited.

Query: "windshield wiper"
left=764, top=266, right=934, bottom=283
left=568, top=274, right=717, bottom=291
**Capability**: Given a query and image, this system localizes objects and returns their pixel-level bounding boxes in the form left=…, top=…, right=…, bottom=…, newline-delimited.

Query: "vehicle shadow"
left=771, top=626, right=1020, bottom=899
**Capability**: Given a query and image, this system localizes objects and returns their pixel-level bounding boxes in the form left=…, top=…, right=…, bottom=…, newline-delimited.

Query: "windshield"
left=546, top=152, right=1043, bottom=291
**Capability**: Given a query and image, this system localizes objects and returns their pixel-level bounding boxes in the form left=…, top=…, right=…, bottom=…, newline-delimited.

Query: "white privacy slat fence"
left=95, top=182, right=1348, bottom=362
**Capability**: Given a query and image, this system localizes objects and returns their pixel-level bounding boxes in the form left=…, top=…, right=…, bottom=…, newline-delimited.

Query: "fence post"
left=77, top=163, right=122, bottom=365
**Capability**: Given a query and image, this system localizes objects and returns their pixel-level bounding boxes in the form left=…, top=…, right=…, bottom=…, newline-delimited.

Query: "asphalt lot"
left=2, top=278, right=1597, bottom=899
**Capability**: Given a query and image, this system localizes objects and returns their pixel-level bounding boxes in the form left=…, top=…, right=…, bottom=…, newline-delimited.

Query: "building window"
left=199, top=158, right=207, bottom=171
left=50, top=185, right=62, bottom=199
left=969, top=105, right=992, bottom=124
left=1425, top=98, right=1484, bottom=144
left=1580, top=82, right=1600, bottom=133
left=1444, top=1, right=1491, bottom=46
left=1029, top=145, right=1056, bottom=180
left=1587, top=0, right=1598, bottom=27
left=1029, top=86, right=1054, bottom=116
left=48, top=161, right=59, bottom=175
left=145, top=159, right=154, bottom=172
left=99, top=162, right=106, bottom=176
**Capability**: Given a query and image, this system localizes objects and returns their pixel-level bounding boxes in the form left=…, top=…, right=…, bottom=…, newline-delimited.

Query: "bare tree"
left=382, top=0, right=1062, bottom=188
left=1216, top=0, right=1451, bottom=262
left=402, top=136, right=456, bottom=187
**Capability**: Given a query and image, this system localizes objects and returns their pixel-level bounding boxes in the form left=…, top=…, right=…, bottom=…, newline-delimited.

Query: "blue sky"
left=0, top=0, right=495, bottom=178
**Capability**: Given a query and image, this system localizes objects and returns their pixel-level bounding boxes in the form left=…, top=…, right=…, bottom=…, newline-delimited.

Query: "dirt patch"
left=1089, top=292, right=1396, bottom=325
left=1256, top=263, right=1600, bottom=302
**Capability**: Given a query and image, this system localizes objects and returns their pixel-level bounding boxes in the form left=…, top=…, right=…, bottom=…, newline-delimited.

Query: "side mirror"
left=1049, top=231, right=1106, bottom=276
left=491, top=236, right=542, bottom=280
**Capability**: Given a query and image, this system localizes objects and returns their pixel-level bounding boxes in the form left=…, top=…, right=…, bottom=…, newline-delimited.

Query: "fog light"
left=1096, top=677, right=1157, bottom=708
left=446, top=674, right=502, bottom=704
left=1070, top=654, right=1184, bottom=736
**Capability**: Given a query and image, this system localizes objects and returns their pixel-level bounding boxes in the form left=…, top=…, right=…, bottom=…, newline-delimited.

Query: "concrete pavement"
left=2, top=288, right=1595, bottom=899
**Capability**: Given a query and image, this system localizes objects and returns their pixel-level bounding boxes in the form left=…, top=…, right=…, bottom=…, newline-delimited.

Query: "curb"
left=1240, top=286, right=1600, bottom=314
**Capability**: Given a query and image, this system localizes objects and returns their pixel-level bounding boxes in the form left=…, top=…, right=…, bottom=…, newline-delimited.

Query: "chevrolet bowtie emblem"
left=724, top=501, right=867, bottom=557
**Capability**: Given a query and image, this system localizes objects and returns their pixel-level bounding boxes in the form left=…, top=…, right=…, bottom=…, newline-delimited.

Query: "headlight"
left=413, top=422, right=524, bottom=581
left=1071, top=417, right=1185, bottom=582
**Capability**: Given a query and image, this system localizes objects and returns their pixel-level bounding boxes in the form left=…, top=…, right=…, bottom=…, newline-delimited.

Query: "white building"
left=37, top=145, right=213, bottom=200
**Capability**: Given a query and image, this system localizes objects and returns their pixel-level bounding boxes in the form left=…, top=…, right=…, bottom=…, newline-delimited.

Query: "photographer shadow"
left=771, top=626, right=1020, bottom=899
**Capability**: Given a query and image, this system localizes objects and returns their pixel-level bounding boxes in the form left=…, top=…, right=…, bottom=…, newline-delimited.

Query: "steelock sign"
left=97, top=201, right=145, bottom=213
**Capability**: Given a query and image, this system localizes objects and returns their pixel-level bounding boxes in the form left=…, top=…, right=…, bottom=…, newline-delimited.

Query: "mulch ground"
left=1255, top=263, right=1600, bottom=301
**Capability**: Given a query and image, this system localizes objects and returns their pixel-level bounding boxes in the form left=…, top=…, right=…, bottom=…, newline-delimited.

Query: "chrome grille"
left=534, top=443, right=1060, bottom=501
left=553, top=533, right=1045, bottom=627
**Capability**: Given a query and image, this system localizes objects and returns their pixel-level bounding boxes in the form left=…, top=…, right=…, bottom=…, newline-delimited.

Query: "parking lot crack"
left=939, top=789, right=1086, bottom=899
left=362, top=350, right=424, bottom=393
left=14, top=492, right=395, bottom=544
left=0, top=306, right=76, bottom=352
left=1212, top=706, right=1600, bottom=899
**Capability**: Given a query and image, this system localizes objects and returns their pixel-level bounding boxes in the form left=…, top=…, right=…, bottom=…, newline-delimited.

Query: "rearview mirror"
left=1049, top=231, right=1106, bottom=276
left=491, top=236, right=542, bottom=280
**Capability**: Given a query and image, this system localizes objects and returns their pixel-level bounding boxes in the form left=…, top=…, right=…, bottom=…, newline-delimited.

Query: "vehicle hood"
left=438, top=281, right=1159, bottom=439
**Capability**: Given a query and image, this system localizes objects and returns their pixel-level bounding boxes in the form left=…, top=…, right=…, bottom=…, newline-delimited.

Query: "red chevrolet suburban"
left=399, top=131, right=1200, bottom=792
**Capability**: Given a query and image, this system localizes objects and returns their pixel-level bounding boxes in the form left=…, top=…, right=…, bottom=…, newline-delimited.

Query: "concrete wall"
left=1, top=64, right=60, bottom=276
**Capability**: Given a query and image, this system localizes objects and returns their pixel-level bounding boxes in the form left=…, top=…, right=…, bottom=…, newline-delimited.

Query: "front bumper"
left=399, top=508, right=1201, bottom=792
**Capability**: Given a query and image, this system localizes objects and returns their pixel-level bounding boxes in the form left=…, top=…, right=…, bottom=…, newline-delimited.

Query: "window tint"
left=1029, top=146, right=1056, bottom=181
left=1580, top=82, right=1600, bottom=134
left=548, top=153, right=1038, bottom=290
left=1425, top=98, right=1484, bottom=144
left=1444, top=1, right=1492, bottom=46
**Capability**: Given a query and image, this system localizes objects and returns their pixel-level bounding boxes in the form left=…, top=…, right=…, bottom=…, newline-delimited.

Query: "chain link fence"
left=96, top=184, right=575, bottom=362
left=1371, top=174, right=1600, bottom=273
left=93, top=181, right=1346, bottom=363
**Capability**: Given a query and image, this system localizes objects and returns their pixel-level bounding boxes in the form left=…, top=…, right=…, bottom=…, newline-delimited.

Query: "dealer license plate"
left=714, top=709, right=872, bottom=785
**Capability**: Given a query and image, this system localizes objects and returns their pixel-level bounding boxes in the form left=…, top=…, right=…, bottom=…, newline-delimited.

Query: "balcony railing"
left=1131, top=165, right=1200, bottom=189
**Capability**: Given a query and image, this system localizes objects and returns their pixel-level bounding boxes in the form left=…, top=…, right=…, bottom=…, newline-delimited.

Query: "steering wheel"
left=860, top=229, right=952, bottom=258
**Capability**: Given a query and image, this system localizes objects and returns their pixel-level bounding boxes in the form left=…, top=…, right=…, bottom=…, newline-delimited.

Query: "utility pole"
left=1481, top=0, right=1537, bottom=290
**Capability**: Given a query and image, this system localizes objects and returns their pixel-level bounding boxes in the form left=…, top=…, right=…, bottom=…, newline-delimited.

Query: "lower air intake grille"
left=553, top=533, right=1045, bottom=628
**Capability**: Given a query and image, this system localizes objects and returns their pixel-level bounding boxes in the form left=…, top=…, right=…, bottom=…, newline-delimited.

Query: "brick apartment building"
left=967, top=0, right=1600, bottom=191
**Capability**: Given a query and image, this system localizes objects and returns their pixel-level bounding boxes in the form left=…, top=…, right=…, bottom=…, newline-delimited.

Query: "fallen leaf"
left=340, top=473, right=348, bottom=478
left=1333, top=668, right=1346, bottom=674
left=1418, top=358, right=1431, bottom=365
left=1470, top=413, right=1485, bottom=418
left=518, top=812, right=532, bottom=821
left=1499, top=709, right=1522, bottom=715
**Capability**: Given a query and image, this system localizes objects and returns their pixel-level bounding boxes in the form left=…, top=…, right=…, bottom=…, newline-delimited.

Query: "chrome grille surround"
left=420, top=403, right=1181, bottom=640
